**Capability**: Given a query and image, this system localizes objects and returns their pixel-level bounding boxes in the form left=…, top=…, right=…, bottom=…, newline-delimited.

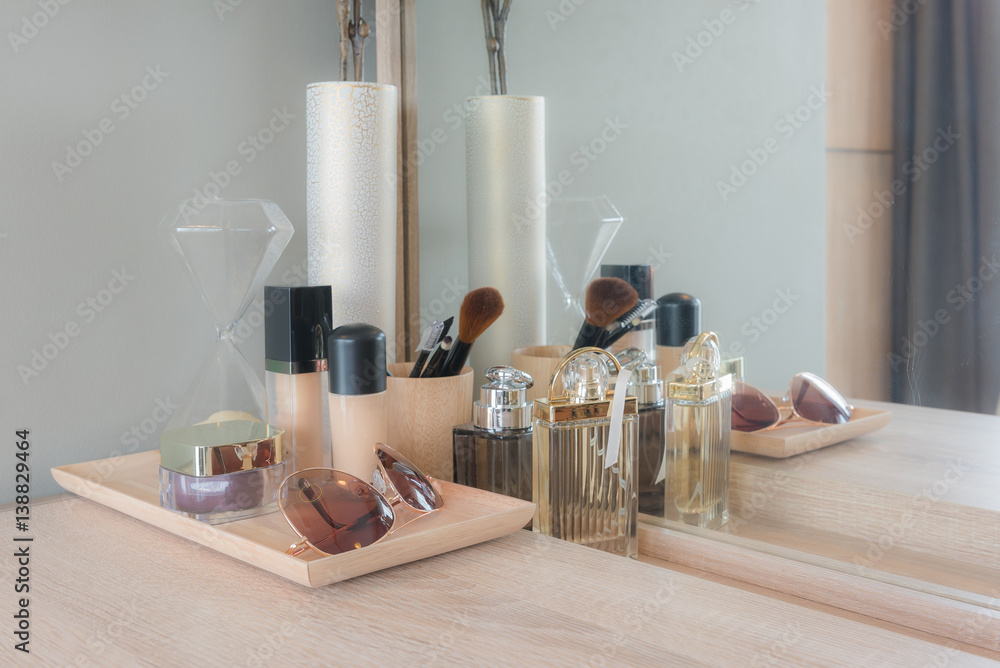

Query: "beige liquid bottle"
left=327, top=324, right=387, bottom=481
left=656, top=292, right=701, bottom=380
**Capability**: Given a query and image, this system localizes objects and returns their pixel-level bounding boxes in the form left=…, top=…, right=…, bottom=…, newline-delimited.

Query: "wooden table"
left=3, top=494, right=999, bottom=665
left=642, top=399, right=1000, bottom=653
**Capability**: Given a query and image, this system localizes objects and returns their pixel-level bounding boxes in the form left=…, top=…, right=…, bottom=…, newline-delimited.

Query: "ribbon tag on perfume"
left=605, top=368, right=631, bottom=469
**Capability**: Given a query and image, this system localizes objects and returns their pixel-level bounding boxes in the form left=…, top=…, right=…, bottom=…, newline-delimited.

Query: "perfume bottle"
left=452, top=366, right=534, bottom=505
left=614, top=349, right=666, bottom=516
left=663, top=332, right=733, bottom=530
left=533, top=348, right=638, bottom=558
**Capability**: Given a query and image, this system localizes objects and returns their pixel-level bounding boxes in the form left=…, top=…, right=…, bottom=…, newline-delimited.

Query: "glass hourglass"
left=158, top=198, right=294, bottom=524
left=545, top=197, right=624, bottom=344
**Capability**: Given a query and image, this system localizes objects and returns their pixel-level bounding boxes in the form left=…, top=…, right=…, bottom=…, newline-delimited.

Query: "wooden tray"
left=51, top=450, right=535, bottom=587
left=730, top=405, right=891, bottom=458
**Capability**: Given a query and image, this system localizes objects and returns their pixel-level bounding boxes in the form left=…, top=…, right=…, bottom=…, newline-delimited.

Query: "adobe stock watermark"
left=587, top=583, right=677, bottom=667
left=851, top=458, right=969, bottom=574
left=545, top=0, right=589, bottom=30
left=8, top=0, right=72, bottom=55
left=887, top=253, right=1000, bottom=372
left=214, top=0, right=243, bottom=21
left=748, top=623, right=803, bottom=668
left=180, top=106, right=295, bottom=222
left=513, top=116, right=628, bottom=230
left=672, top=0, right=759, bottom=73
left=51, top=65, right=170, bottom=182
left=18, top=268, right=135, bottom=385
left=843, top=126, right=960, bottom=243
left=878, top=0, right=928, bottom=40
left=716, top=84, right=831, bottom=202
left=73, top=597, right=144, bottom=667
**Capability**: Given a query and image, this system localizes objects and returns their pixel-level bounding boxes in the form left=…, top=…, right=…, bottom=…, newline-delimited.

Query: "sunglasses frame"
left=281, top=443, right=443, bottom=558
left=733, top=372, right=855, bottom=433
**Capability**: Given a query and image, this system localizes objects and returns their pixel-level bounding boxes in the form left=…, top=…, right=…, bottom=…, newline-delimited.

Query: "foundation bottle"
left=264, top=285, right=332, bottom=472
left=656, top=292, right=700, bottom=380
left=327, top=324, right=387, bottom=481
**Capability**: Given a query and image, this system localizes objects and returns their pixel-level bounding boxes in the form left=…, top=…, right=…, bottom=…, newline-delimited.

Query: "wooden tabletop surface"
left=3, top=494, right=999, bottom=666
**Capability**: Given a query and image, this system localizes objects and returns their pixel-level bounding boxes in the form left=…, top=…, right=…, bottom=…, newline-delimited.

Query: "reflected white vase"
left=306, top=82, right=398, bottom=358
left=465, top=95, right=546, bottom=376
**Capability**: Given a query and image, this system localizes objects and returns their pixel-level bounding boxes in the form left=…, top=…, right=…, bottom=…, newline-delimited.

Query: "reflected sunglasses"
left=731, top=372, right=854, bottom=433
left=280, top=444, right=443, bottom=557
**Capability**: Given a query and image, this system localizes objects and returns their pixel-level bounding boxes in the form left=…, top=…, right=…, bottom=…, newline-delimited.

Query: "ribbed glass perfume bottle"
left=664, top=332, right=733, bottom=530
left=453, top=366, right=534, bottom=504
left=533, top=348, right=638, bottom=558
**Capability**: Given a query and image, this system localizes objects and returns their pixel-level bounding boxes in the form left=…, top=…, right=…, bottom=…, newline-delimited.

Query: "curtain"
left=891, top=0, right=1000, bottom=413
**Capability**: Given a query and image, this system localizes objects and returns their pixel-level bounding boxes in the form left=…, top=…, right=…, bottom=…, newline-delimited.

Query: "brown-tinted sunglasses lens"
left=731, top=380, right=781, bottom=432
left=375, top=445, right=443, bottom=513
left=789, top=373, right=853, bottom=425
left=278, top=469, right=393, bottom=555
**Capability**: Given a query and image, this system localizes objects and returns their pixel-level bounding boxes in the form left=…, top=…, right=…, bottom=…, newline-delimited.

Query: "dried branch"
left=336, top=0, right=350, bottom=81
left=481, top=0, right=498, bottom=94
left=481, top=0, right=512, bottom=95
left=349, top=0, right=370, bottom=82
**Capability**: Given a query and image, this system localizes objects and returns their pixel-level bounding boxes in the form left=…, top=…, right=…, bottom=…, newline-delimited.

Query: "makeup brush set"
left=409, top=287, right=505, bottom=378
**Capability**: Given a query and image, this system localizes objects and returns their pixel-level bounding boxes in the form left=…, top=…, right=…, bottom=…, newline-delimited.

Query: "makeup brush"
left=420, top=336, right=453, bottom=378
left=600, top=299, right=658, bottom=349
left=437, top=287, right=505, bottom=377
left=572, top=278, right=638, bottom=350
left=409, top=319, right=446, bottom=377
left=438, top=315, right=454, bottom=341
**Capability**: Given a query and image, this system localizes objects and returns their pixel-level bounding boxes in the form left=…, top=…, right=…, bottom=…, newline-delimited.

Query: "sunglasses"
left=280, top=443, right=444, bottom=557
left=731, top=372, right=854, bottom=433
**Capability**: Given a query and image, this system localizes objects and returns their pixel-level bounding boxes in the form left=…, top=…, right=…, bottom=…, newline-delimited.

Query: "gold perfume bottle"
left=663, top=332, right=732, bottom=530
left=533, top=348, right=638, bottom=558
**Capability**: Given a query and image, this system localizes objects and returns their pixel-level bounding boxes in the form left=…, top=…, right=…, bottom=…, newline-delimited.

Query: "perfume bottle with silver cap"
left=533, top=348, right=638, bottom=558
left=663, top=332, right=733, bottom=530
left=452, top=366, right=534, bottom=503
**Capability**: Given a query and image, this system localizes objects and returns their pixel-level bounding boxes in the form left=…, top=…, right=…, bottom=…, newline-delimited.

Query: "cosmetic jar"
left=159, top=420, right=286, bottom=524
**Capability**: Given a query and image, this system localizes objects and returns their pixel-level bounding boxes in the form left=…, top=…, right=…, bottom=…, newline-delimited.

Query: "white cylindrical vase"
left=465, top=95, right=546, bottom=375
left=307, top=82, right=398, bottom=359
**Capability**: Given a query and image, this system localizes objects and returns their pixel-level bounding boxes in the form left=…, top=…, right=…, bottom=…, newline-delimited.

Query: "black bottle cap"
left=327, top=324, right=386, bottom=395
left=601, top=264, right=653, bottom=300
left=264, top=286, right=332, bottom=365
left=656, top=293, right=701, bottom=347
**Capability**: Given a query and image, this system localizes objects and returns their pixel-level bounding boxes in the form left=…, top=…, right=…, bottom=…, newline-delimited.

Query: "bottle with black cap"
left=327, top=323, right=388, bottom=480
left=656, top=292, right=701, bottom=380
left=600, top=264, right=656, bottom=361
left=265, top=285, right=333, bottom=472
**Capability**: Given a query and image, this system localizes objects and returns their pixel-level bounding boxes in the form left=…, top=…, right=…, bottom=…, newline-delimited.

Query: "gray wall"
left=415, top=0, right=826, bottom=383
left=0, top=0, right=379, bottom=502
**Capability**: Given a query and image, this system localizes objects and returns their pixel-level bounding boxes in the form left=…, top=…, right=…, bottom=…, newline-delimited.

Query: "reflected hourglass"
left=157, top=198, right=294, bottom=523
left=545, top=197, right=624, bottom=344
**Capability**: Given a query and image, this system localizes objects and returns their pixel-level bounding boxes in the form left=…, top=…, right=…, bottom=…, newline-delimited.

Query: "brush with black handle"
left=437, top=287, right=505, bottom=377
left=420, top=336, right=453, bottom=378
left=572, top=278, right=638, bottom=350
left=409, top=317, right=452, bottom=377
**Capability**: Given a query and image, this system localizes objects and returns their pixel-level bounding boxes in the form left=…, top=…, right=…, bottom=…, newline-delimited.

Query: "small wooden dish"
left=730, top=405, right=891, bottom=458
left=52, top=451, right=535, bottom=587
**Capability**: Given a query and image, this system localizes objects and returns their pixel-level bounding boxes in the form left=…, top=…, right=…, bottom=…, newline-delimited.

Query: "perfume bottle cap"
left=473, top=366, right=534, bottom=432
left=656, top=293, right=701, bottom=347
left=327, top=324, right=387, bottom=395
left=534, top=348, right=637, bottom=423
left=264, top=285, right=332, bottom=373
left=613, top=348, right=663, bottom=407
left=667, top=332, right=732, bottom=402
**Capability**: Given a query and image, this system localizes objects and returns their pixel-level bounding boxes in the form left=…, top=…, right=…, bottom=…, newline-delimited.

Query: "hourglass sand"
left=157, top=198, right=294, bottom=523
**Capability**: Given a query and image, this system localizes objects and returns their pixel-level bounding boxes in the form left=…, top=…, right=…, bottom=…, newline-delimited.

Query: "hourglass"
left=545, top=197, right=624, bottom=344
left=157, top=198, right=294, bottom=523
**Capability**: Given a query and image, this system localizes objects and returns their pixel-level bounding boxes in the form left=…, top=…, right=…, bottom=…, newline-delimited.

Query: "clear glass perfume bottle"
left=453, top=366, right=534, bottom=505
left=533, top=348, right=638, bottom=558
left=663, top=332, right=733, bottom=530
left=614, top=349, right=666, bottom=516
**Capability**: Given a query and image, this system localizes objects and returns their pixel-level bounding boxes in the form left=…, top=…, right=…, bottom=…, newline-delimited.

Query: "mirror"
left=411, top=0, right=1000, bottom=625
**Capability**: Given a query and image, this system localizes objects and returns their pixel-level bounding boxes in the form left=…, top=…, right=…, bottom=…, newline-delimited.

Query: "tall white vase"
left=465, top=95, right=546, bottom=376
left=307, top=82, right=398, bottom=359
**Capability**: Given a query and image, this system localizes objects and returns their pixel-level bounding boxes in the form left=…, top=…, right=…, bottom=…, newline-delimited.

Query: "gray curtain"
left=892, top=0, right=1000, bottom=413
